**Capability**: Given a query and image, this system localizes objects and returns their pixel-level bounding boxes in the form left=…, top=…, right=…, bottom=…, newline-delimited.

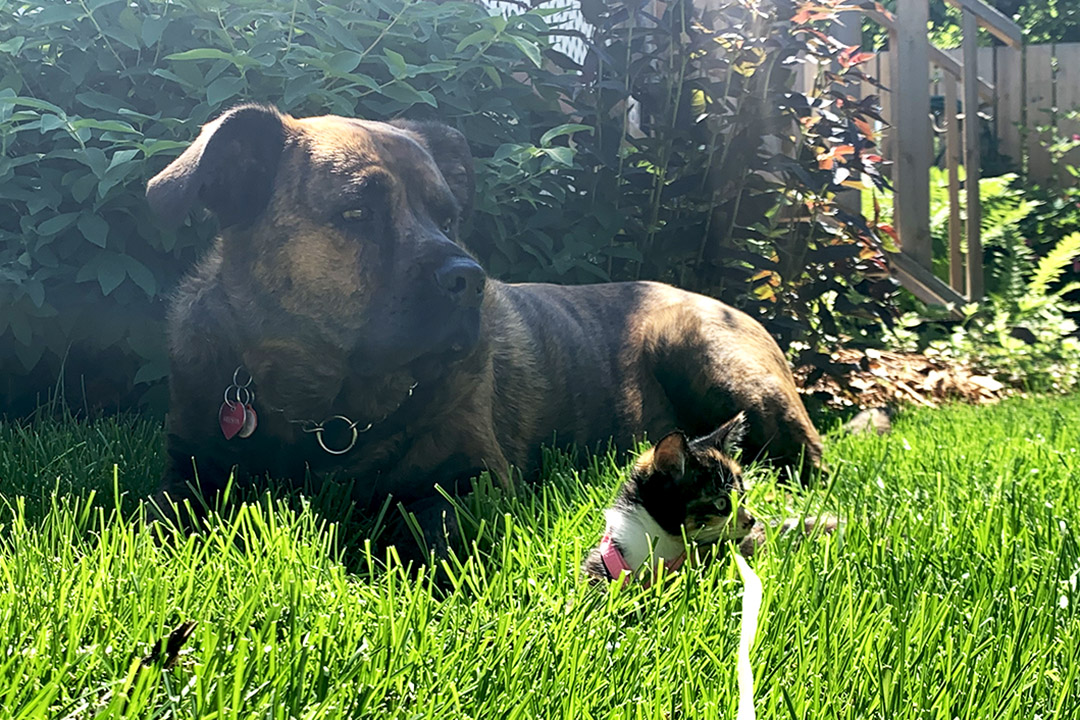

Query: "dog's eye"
left=342, top=207, right=374, bottom=223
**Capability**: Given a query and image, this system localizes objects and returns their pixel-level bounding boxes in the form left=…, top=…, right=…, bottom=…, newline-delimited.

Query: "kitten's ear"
left=651, top=431, right=690, bottom=480
left=696, top=412, right=748, bottom=456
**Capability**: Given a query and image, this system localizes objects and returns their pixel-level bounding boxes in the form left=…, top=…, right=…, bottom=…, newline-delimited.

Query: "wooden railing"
left=861, top=0, right=1022, bottom=309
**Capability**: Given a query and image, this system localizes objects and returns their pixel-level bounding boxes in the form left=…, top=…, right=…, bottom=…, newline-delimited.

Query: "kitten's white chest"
left=604, top=506, right=685, bottom=571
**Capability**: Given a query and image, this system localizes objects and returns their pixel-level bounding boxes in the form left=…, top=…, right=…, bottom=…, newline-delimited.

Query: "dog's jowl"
left=145, top=104, right=823, bottom=556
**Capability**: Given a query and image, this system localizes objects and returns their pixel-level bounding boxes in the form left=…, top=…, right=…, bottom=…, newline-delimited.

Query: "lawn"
left=0, top=396, right=1078, bottom=719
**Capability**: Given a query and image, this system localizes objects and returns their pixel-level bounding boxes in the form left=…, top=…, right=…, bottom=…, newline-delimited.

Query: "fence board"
left=894, top=1, right=933, bottom=269
left=855, top=42, right=1080, bottom=183
left=876, top=50, right=894, bottom=163
left=963, top=10, right=983, bottom=300
left=944, top=74, right=964, bottom=292
left=1026, top=44, right=1055, bottom=181
left=996, top=45, right=1023, bottom=163
left=1054, top=44, right=1080, bottom=182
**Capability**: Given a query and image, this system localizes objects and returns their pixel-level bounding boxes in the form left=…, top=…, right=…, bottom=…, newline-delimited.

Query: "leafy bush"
left=0, top=0, right=569, bottom=414
left=0, top=0, right=893, bottom=416
left=497, top=0, right=897, bottom=372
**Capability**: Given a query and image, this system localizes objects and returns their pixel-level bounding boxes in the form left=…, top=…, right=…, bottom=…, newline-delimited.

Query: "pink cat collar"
left=599, top=533, right=685, bottom=588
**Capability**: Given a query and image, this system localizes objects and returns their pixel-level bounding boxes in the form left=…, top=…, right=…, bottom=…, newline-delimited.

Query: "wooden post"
left=878, top=51, right=894, bottom=162
left=944, top=73, right=964, bottom=292
left=963, top=9, right=983, bottom=300
left=995, top=44, right=1023, bottom=165
left=894, top=0, right=933, bottom=270
left=1026, top=44, right=1054, bottom=183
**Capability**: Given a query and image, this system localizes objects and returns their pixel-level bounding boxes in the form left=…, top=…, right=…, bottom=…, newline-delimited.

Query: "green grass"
left=1, top=396, right=1079, bottom=719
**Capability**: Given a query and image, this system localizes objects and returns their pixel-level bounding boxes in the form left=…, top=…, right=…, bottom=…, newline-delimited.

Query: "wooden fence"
left=859, top=42, right=1080, bottom=185
left=480, top=0, right=1044, bottom=310
left=807, top=0, right=1025, bottom=311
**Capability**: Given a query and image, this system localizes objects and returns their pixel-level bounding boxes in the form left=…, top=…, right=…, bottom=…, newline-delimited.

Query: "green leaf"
left=165, top=48, right=260, bottom=70
left=70, top=118, right=139, bottom=134
left=78, top=214, right=110, bottom=248
left=382, top=49, right=409, bottom=79
left=540, top=123, right=592, bottom=146
left=106, top=149, right=139, bottom=173
left=206, top=76, right=246, bottom=107
left=13, top=336, right=43, bottom=371
left=8, top=311, right=31, bottom=346
left=0, top=36, right=25, bottom=55
left=0, top=96, right=65, bottom=116
left=80, top=148, right=109, bottom=179
left=121, top=255, right=156, bottom=297
left=39, top=114, right=67, bottom=133
left=328, top=51, right=363, bottom=75
left=507, top=35, right=542, bottom=68
left=36, top=213, right=80, bottom=236
left=75, top=256, right=99, bottom=284
left=1030, top=232, right=1080, bottom=298
left=24, top=279, right=45, bottom=308
left=141, top=140, right=190, bottom=158
left=379, top=81, right=437, bottom=108
left=70, top=174, right=98, bottom=204
left=455, top=28, right=495, bottom=53
left=540, top=147, right=574, bottom=166
left=142, top=16, right=169, bottom=47
left=493, top=143, right=527, bottom=162
left=97, top=256, right=126, bottom=296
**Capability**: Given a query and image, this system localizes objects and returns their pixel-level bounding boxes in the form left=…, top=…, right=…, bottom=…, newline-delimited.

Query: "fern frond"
left=1030, top=232, right=1080, bottom=298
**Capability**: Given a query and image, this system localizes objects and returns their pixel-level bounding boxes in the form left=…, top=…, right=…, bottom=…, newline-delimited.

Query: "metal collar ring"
left=302, top=415, right=374, bottom=455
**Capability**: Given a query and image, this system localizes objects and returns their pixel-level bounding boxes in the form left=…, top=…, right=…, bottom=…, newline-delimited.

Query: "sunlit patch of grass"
left=0, top=396, right=1078, bottom=718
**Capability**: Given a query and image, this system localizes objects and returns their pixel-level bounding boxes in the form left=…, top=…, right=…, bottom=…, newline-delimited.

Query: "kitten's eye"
left=714, top=497, right=732, bottom=514
left=342, top=207, right=374, bottom=223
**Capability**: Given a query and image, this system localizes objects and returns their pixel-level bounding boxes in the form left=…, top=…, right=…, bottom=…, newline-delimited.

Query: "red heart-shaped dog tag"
left=219, top=401, right=246, bottom=440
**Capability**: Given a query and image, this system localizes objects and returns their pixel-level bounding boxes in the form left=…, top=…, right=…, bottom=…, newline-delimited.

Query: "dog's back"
left=486, top=280, right=822, bottom=482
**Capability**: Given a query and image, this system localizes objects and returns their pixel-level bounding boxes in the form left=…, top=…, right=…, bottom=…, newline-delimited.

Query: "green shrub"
left=0, top=0, right=892, bottom=416
left=0, top=0, right=569, bottom=414
left=477, top=0, right=897, bottom=372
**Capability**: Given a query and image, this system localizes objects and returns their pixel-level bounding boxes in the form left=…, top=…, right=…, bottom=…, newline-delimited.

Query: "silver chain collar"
left=230, top=366, right=418, bottom=455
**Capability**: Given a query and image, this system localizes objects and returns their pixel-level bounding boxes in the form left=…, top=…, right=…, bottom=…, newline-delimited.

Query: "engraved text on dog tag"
left=219, top=402, right=246, bottom=440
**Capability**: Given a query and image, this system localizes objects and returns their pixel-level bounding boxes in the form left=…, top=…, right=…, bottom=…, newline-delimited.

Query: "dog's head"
left=147, top=105, right=484, bottom=384
left=631, top=413, right=755, bottom=543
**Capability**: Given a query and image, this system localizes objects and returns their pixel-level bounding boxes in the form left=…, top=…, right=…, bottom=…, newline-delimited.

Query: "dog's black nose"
left=435, top=257, right=485, bottom=307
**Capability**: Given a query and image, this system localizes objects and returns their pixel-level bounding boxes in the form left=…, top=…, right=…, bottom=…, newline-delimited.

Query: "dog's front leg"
left=149, top=434, right=238, bottom=528
left=388, top=494, right=463, bottom=567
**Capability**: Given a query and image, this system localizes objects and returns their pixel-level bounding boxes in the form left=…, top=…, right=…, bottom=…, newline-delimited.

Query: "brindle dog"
left=146, top=104, right=822, bottom=556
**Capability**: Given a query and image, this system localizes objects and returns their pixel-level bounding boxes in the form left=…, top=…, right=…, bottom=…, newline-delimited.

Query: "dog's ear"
left=695, top=412, right=748, bottom=457
left=146, top=104, right=286, bottom=229
left=391, top=120, right=475, bottom=220
left=650, top=431, right=690, bottom=480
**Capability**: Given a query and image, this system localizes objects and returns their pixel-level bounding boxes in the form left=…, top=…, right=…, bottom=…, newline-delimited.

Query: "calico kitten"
left=583, top=413, right=837, bottom=586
